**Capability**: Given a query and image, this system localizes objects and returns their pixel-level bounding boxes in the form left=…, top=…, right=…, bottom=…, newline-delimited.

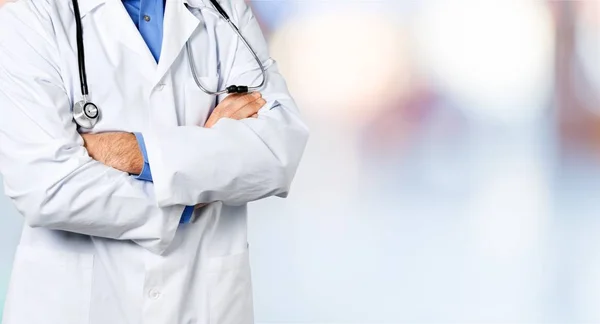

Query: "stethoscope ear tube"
left=72, top=0, right=89, bottom=96
left=70, top=0, right=267, bottom=129
left=209, top=0, right=230, bottom=21
left=72, top=0, right=100, bottom=129
left=187, top=0, right=267, bottom=96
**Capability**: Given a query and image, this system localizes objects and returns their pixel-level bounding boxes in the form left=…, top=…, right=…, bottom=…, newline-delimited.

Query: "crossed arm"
left=82, top=93, right=267, bottom=176
left=82, top=93, right=266, bottom=217
left=0, top=0, right=308, bottom=255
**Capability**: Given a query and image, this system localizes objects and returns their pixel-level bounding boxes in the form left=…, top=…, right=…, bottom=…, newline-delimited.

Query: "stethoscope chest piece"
left=73, top=99, right=100, bottom=129
left=69, top=0, right=265, bottom=130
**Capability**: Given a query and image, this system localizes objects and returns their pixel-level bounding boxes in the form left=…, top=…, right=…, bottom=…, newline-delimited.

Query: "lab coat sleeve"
left=132, top=133, right=195, bottom=224
left=0, top=4, right=184, bottom=255
left=143, top=0, right=309, bottom=207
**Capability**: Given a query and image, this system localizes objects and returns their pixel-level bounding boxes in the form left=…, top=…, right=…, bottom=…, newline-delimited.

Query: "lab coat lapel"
left=155, top=0, right=201, bottom=85
left=101, top=0, right=157, bottom=81
left=78, top=0, right=106, bottom=18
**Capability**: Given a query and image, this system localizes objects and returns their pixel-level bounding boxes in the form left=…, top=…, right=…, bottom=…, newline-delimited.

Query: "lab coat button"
left=148, top=289, right=161, bottom=300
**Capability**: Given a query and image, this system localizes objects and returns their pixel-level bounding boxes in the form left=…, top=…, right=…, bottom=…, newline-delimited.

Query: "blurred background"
left=1, top=0, right=600, bottom=322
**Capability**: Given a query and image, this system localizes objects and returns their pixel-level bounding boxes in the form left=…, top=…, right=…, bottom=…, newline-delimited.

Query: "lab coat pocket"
left=205, top=249, right=254, bottom=324
left=185, top=76, right=219, bottom=127
left=2, top=245, right=93, bottom=324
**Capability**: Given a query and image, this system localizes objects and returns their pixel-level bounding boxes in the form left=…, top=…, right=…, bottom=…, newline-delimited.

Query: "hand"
left=81, top=132, right=144, bottom=175
left=204, top=92, right=266, bottom=128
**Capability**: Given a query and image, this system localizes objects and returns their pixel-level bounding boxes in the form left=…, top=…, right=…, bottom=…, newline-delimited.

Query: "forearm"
left=83, top=113, right=302, bottom=208
left=145, top=95, right=308, bottom=207
left=0, top=5, right=185, bottom=255
left=144, top=0, right=310, bottom=207
left=2, top=138, right=184, bottom=255
left=85, top=0, right=309, bottom=208
left=82, top=132, right=144, bottom=175
left=82, top=131, right=202, bottom=220
left=0, top=73, right=182, bottom=255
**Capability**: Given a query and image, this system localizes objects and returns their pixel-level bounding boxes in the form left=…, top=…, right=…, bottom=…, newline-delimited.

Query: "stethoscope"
left=71, top=0, right=267, bottom=129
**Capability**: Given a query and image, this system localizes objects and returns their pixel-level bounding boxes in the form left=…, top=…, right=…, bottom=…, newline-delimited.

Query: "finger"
left=206, top=93, right=262, bottom=127
left=204, top=113, right=218, bottom=128
left=230, top=98, right=265, bottom=120
left=205, top=94, right=247, bottom=128
left=205, top=99, right=237, bottom=127
left=216, top=93, right=244, bottom=110
left=219, top=92, right=262, bottom=118
left=205, top=94, right=244, bottom=120
left=221, top=92, right=261, bottom=116
left=231, top=98, right=267, bottom=120
left=251, top=113, right=258, bottom=118
left=215, top=93, right=251, bottom=112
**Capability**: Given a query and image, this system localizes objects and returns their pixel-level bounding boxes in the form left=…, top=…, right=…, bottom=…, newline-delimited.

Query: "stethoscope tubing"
left=71, top=0, right=267, bottom=129
left=72, top=0, right=89, bottom=96
left=187, top=2, right=267, bottom=95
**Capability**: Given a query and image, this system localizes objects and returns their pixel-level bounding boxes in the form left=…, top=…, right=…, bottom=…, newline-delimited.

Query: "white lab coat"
left=0, top=0, right=308, bottom=322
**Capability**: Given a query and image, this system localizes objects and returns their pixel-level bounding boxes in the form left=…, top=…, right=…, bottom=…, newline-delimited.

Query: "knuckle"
left=255, top=100, right=266, bottom=108
left=219, top=95, right=238, bottom=106
left=222, top=105, right=237, bottom=116
left=218, top=97, right=232, bottom=106
left=232, top=96, right=248, bottom=106
left=243, top=94, right=256, bottom=104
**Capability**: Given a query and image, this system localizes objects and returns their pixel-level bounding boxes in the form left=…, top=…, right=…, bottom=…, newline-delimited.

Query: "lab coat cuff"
left=143, top=130, right=176, bottom=207
left=133, top=132, right=153, bottom=182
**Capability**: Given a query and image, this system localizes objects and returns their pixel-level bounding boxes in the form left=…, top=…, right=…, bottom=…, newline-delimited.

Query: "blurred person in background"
left=251, top=1, right=559, bottom=322
left=0, top=0, right=308, bottom=323
left=552, top=0, right=600, bottom=159
left=549, top=2, right=600, bottom=321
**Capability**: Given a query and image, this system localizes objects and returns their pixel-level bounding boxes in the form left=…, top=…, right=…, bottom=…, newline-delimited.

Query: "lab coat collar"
left=182, top=0, right=209, bottom=9
left=77, top=0, right=203, bottom=86
left=101, top=0, right=157, bottom=81
left=77, top=0, right=204, bottom=18
left=75, top=0, right=157, bottom=80
left=76, top=0, right=202, bottom=16
left=155, top=0, right=202, bottom=84
left=77, top=0, right=107, bottom=18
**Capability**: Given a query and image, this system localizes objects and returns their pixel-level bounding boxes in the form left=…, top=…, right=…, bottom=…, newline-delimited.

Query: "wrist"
left=126, top=132, right=144, bottom=175
left=101, top=132, right=143, bottom=174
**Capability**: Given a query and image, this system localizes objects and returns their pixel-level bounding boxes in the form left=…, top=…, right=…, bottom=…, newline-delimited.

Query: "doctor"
left=0, top=0, right=308, bottom=322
